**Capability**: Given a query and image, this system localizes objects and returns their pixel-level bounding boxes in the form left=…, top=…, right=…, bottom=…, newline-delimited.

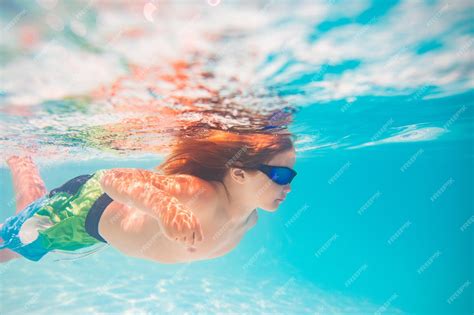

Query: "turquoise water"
left=1, top=1, right=473, bottom=314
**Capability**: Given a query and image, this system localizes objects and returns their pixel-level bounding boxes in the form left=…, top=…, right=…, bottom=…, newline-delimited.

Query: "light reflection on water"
left=0, top=1, right=472, bottom=314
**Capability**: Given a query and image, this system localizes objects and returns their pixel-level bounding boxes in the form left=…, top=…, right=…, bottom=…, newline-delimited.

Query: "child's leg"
left=0, top=223, right=21, bottom=262
left=0, top=156, right=47, bottom=262
left=6, top=155, right=47, bottom=214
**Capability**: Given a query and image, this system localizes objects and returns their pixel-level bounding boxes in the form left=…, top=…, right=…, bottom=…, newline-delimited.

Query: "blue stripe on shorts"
left=0, top=196, right=51, bottom=261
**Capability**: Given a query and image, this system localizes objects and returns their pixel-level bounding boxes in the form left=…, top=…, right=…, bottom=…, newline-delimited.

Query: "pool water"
left=1, top=1, right=473, bottom=314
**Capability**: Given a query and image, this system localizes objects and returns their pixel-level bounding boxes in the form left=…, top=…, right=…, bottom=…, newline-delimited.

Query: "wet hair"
left=156, top=125, right=295, bottom=182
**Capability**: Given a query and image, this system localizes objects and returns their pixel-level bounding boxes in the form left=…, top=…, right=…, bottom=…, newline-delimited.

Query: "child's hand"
left=159, top=207, right=204, bottom=250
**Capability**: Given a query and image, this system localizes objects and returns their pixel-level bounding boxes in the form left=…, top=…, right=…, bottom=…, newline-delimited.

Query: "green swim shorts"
left=0, top=170, right=112, bottom=261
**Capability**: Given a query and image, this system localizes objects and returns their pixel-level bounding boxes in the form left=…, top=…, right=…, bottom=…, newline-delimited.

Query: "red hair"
left=156, top=125, right=295, bottom=182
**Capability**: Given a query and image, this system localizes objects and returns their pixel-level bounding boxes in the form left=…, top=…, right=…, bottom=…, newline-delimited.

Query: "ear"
left=230, top=167, right=246, bottom=184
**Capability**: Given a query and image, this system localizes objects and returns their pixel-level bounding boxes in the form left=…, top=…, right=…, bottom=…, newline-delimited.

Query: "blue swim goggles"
left=255, top=164, right=297, bottom=185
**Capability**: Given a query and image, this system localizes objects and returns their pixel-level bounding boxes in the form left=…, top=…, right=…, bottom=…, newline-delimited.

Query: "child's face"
left=250, top=148, right=296, bottom=212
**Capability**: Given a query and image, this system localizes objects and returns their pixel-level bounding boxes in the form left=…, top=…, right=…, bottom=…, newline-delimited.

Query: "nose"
left=283, top=184, right=291, bottom=194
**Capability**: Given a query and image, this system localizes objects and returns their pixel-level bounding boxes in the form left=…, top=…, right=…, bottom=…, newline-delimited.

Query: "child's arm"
left=98, top=168, right=204, bottom=248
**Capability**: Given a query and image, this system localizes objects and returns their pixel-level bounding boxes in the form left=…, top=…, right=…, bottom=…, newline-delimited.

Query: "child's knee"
left=0, top=249, right=20, bottom=263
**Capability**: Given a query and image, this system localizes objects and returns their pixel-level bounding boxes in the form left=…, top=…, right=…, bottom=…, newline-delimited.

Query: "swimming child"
left=0, top=129, right=296, bottom=263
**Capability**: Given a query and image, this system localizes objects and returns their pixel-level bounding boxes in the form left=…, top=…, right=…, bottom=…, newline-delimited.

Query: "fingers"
left=164, top=211, right=204, bottom=248
left=177, top=220, right=203, bottom=247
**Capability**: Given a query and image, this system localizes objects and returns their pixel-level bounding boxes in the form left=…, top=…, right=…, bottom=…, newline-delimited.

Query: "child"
left=0, top=129, right=296, bottom=263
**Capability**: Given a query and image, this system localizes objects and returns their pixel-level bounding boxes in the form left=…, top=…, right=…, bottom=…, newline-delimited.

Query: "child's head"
left=225, top=145, right=296, bottom=211
left=157, top=127, right=296, bottom=211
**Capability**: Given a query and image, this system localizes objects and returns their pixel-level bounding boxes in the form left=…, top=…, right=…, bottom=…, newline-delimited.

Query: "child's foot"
left=6, top=155, right=33, bottom=168
left=0, top=224, right=21, bottom=263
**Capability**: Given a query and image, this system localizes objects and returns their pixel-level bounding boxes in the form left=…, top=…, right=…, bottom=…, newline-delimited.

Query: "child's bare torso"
left=98, top=174, right=258, bottom=263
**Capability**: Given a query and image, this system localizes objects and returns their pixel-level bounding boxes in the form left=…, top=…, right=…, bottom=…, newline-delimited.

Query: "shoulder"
left=99, top=168, right=205, bottom=190
left=100, top=168, right=218, bottom=207
left=139, top=170, right=218, bottom=207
